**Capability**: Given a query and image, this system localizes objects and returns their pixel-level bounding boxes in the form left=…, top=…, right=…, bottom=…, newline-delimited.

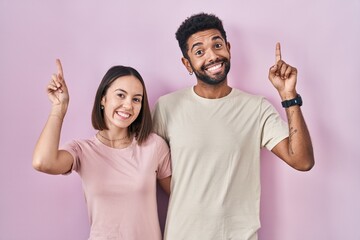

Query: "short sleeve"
left=60, top=140, right=82, bottom=173
left=152, top=100, right=169, bottom=143
left=260, top=98, right=289, bottom=150
left=154, top=135, right=171, bottom=179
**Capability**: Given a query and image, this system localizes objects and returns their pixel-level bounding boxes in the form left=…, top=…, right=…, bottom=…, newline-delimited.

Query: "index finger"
left=56, top=59, right=64, bottom=78
left=275, top=42, right=281, bottom=63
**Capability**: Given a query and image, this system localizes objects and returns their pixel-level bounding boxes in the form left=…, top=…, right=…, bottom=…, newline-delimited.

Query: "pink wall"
left=1, top=0, right=359, bottom=239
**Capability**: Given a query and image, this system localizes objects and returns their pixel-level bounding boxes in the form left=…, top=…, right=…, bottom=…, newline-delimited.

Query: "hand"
left=268, top=43, right=297, bottom=99
left=47, top=59, right=69, bottom=117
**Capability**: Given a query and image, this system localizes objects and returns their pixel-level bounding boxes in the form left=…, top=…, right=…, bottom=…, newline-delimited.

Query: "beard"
left=192, top=59, right=231, bottom=86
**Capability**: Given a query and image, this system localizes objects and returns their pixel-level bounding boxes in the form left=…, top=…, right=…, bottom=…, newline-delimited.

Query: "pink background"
left=1, top=0, right=359, bottom=239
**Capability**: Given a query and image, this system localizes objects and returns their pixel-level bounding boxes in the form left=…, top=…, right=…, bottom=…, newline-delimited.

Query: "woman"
left=33, top=59, right=171, bottom=240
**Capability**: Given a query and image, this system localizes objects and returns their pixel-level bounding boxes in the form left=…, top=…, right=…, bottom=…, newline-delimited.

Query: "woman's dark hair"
left=175, top=12, right=228, bottom=59
left=91, top=66, right=152, bottom=145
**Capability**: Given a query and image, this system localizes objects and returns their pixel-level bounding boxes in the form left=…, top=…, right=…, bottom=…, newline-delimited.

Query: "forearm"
left=284, top=104, right=314, bottom=170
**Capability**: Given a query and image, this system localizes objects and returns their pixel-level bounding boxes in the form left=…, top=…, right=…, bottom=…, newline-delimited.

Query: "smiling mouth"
left=204, top=62, right=223, bottom=73
left=116, top=111, right=131, bottom=119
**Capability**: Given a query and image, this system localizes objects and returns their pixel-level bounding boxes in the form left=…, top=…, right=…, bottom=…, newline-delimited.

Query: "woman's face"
left=101, top=75, right=143, bottom=130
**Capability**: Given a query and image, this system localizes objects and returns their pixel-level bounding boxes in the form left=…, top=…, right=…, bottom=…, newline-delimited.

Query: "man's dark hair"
left=175, top=13, right=228, bottom=59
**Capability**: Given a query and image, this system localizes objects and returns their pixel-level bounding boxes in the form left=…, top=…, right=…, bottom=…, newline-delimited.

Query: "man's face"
left=183, top=29, right=231, bottom=85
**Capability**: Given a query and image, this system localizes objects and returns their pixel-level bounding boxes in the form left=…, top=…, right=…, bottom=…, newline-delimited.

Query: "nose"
left=122, top=97, right=133, bottom=110
left=206, top=49, right=219, bottom=63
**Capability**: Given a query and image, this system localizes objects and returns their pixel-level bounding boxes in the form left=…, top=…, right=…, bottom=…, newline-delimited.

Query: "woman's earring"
left=101, top=105, right=104, bottom=110
left=189, top=71, right=193, bottom=75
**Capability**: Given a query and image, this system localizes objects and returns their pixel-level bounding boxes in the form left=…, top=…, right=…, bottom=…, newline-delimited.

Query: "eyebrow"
left=190, top=35, right=224, bottom=52
left=115, top=88, right=143, bottom=97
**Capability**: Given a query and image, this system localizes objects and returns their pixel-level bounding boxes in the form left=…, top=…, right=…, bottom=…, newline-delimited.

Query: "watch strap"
left=281, top=94, right=302, bottom=108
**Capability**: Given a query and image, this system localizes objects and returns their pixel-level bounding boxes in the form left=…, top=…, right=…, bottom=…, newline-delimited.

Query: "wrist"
left=281, top=94, right=302, bottom=108
left=49, top=114, right=65, bottom=121
left=279, top=91, right=298, bottom=101
left=50, top=106, right=67, bottom=120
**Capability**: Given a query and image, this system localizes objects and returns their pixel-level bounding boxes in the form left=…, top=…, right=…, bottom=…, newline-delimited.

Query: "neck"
left=194, top=81, right=232, bottom=99
left=97, top=130, right=132, bottom=149
left=98, top=129, right=129, bottom=141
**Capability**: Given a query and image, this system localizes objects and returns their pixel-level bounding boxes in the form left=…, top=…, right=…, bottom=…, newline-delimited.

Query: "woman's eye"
left=117, top=93, right=125, bottom=98
left=133, top=98, right=141, bottom=103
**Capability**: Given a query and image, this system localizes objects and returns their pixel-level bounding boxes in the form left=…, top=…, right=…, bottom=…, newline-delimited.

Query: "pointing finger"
left=56, top=59, right=64, bottom=79
left=275, top=42, right=281, bottom=63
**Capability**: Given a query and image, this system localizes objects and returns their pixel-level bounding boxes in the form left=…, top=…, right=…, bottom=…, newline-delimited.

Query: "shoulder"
left=144, top=133, right=168, bottom=146
left=135, top=133, right=170, bottom=157
left=153, top=88, right=192, bottom=121
left=228, top=89, right=281, bottom=115
left=156, top=87, right=192, bottom=105
left=61, top=136, right=98, bottom=151
left=231, top=88, right=262, bottom=100
left=74, top=137, right=98, bottom=146
left=230, top=88, right=266, bottom=105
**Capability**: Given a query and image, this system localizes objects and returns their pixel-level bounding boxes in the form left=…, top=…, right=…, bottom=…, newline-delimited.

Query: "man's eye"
left=215, top=43, right=222, bottom=49
left=195, top=50, right=203, bottom=56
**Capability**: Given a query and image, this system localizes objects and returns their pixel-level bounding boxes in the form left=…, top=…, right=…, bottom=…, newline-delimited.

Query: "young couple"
left=33, top=13, right=314, bottom=240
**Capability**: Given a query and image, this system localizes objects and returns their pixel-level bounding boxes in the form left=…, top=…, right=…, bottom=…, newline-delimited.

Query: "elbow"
left=294, top=157, right=315, bottom=172
left=296, top=162, right=314, bottom=172
left=32, top=156, right=52, bottom=173
left=32, top=157, right=45, bottom=172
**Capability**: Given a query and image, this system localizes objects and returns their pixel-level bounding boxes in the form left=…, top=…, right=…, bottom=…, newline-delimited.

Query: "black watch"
left=281, top=94, right=302, bottom=108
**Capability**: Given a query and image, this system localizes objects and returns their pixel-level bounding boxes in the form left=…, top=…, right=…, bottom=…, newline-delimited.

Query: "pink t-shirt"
left=62, top=133, right=171, bottom=240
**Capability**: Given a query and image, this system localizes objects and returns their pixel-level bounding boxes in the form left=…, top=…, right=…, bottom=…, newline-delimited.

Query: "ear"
left=181, top=57, right=193, bottom=74
left=226, top=41, right=231, bottom=59
left=101, top=96, right=106, bottom=106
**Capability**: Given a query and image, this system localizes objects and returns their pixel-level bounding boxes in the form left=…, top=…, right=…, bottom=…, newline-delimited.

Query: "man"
left=153, top=13, right=314, bottom=240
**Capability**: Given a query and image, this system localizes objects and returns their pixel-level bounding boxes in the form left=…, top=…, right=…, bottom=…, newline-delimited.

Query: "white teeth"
left=207, top=63, right=222, bottom=71
left=117, top=112, right=130, bottom=118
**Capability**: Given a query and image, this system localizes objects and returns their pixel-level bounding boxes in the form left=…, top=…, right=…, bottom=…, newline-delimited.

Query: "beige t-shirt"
left=153, top=87, right=288, bottom=240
